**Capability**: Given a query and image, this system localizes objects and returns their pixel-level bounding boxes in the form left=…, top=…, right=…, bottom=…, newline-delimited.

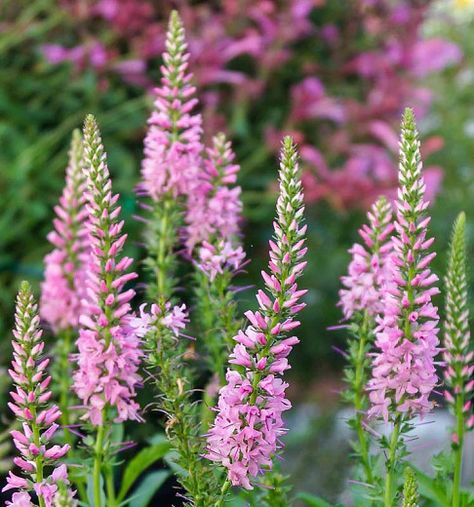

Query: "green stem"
left=353, top=315, right=374, bottom=487
left=105, top=464, right=116, bottom=507
left=93, top=424, right=105, bottom=507
left=157, top=198, right=171, bottom=301
left=32, top=411, right=46, bottom=507
left=452, top=394, right=465, bottom=507
left=216, top=479, right=231, bottom=507
left=58, top=328, right=73, bottom=448
left=384, top=418, right=401, bottom=507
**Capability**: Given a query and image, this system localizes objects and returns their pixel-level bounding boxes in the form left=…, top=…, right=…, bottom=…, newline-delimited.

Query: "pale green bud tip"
left=83, top=114, right=98, bottom=137
left=19, top=280, right=31, bottom=295
left=454, top=211, right=466, bottom=234
left=71, top=128, right=82, bottom=145
left=402, top=106, right=415, bottom=127
left=402, top=467, right=419, bottom=507
left=449, top=211, right=466, bottom=263
left=170, top=10, right=182, bottom=28
left=282, top=135, right=296, bottom=153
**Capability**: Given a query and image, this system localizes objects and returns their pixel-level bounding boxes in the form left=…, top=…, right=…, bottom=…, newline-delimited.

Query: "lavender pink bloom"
left=40, top=130, right=89, bottom=332
left=73, top=115, right=142, bottom=426
left=205, top=137, right=307, bottom=489
left=4, top=282, right=73, bottom=506
left=368, top=109, right=440, bottom=422
left=198, top=240, right=245, bottom=282
left=339, top=196, right=394, bottom=319
left=185, top=133, right=242, bottom=252
left=128, top=302, right=188, bottom=339
left=141, top=10, right=203, bottom=201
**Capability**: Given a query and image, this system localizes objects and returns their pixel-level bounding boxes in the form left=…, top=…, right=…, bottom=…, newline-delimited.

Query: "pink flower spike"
left=40, top=130, right=89, bottom=332
left=368, top=109, right=440, bottom=422
left=6, top=282, right=75, bottom=503
left=73, top=115, right=142, bottom=426
left=206, top=137, right=306, bottom=489
left=141, top=11, right=203, bottom=201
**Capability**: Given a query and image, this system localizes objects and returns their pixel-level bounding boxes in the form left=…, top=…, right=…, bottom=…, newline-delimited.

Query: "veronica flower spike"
left=40, top=129, right=88, bottom=333
left=40, top=129, right=89, bottom=449
left=443, top=212, right=473, bottom=507
left=191, top=134, right=245, bottom=383
left=339, top=195, right=394, bottom=487
left=140, top=10, right=203, bottom=301
left=73, top=114, right=141, bottom=507
left=206, top=137, right=307, bottom=496
left=4, top=282, right=75, bottom=507
left=368, top=108, right=440, bottom=507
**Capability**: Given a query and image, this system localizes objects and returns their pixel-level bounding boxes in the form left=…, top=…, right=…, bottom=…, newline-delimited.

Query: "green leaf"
left=128, top=470, right=170, bottom=507
left=117, top=442, right=172, bottom=501
left=414, top=468, right=449, bottom=506
left=295, top=492, right=334, bottom=507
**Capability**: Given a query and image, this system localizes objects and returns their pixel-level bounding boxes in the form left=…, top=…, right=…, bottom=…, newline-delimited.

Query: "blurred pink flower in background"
left=43, top=0, right=461, bottom=211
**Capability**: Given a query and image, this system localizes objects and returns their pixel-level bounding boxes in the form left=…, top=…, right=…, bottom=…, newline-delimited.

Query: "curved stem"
left=93, top=424, right=105, bottom=507
left=384, top=418, right=401, bottom=507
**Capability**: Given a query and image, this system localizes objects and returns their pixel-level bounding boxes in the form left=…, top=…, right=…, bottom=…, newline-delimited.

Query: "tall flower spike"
left=141, top=10, right=202, bottom=200
left=368, top=108, right=440, bottom=422
left=444, top=212, right=473, bottom=431
left=40, top=130, right=89, bottom=331
left=339, top=195, right=394, bottom=319
left=3, top=282, right=74, bottom=506
left=206, top=137, right=307, bottom=490
left=443, top=212, right=473, bottom=507
left=73, top=114, right=141, bottom=426
left=338, top=195, right=394, bottom=489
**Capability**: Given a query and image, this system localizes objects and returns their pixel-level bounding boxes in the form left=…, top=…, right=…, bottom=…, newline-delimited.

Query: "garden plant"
left=1, top=8, right=474, bottom=507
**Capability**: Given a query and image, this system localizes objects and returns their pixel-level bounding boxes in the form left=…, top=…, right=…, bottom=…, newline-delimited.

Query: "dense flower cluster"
left=73, top=115, right=141, bottom=426
left=186, top=133, right=242, bottom=253
left=206, top=137, right=307, bottom=489
left=339, top=195, right=394, bottom=319
left=129, top=302, right=188, bottom=339
left=140, top=10, right=202, bottom=200
left=198, top=240, right=246, bottom=282
left=40, top=130, right=89, bottom=331
left=368, top=109, right=440, bottom=422
left=3, top=282, right=73, bottom=506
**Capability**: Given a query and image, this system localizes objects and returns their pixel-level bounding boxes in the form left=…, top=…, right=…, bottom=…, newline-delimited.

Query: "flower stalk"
left=368, top=109, right=440, bottom=506
left=339, top=195, right=394, bottom=491
left=3, top=281, right=74, bottom=506
left=443, top=211, right=473, bottom=507
left=206, top=137, right=307, bottom=492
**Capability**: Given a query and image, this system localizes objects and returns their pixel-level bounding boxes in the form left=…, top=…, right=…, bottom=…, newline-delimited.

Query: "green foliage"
left=296, top=492, right=341, bottom=507
left=0, top=0, right=147, bottom=352
left=128, top=470, right=170, bottom=507
left=117, top=441, right=172, bottom=502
